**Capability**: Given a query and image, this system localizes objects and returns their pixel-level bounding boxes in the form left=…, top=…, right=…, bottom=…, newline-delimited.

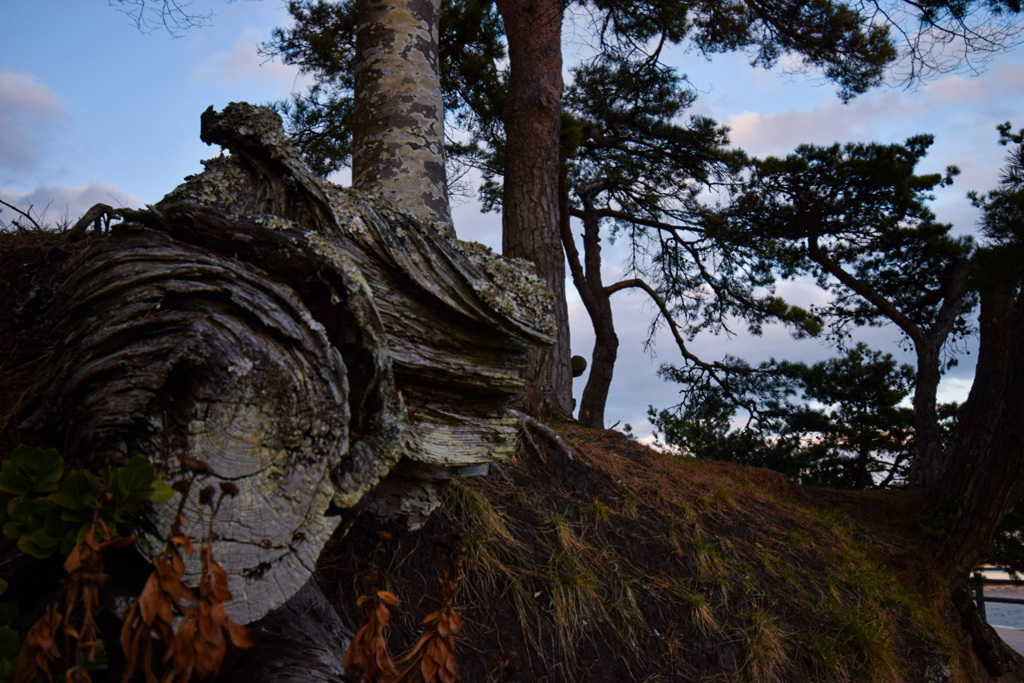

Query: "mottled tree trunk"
left=495, top=0, right=572, bottom=419
left=353, top=0, right=452, bottom=233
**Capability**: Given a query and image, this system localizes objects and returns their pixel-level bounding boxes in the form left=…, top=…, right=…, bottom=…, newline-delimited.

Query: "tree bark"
left=936, top=281, right=1024, bottom=578
left=221, top=579, right=352, bottom=682
left=561, top=190, right=618, bottom=428
left=909, top=340, right=944, bottom=488
left=494, top=0, right=572, bottom=419
left=805, top=232, right=971, bottom=490
left=353, top=0, right=452, bottom=233
left=19, top=103, right=554, bottom=626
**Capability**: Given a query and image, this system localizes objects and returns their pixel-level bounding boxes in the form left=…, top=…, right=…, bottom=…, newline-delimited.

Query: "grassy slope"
left=319, top=423, right=1006, bottom=683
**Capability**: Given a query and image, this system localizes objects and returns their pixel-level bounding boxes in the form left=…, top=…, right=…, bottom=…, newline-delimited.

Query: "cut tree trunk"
left=18, top=103, right=554, bottom=632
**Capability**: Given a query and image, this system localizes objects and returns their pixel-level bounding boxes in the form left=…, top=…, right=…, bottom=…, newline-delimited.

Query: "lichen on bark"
left=353, top=0, right=451, bottom=233
left=20, top=103, right=554, bottom=625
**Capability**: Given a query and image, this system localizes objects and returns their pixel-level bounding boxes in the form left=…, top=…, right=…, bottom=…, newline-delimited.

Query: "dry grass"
left=319, top=423, right=977, bottom=682
left=0, top=227, right=91, bottom=452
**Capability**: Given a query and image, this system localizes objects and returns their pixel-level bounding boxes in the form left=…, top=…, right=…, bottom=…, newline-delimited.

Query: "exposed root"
left=511, top=410, right=575, bottom=463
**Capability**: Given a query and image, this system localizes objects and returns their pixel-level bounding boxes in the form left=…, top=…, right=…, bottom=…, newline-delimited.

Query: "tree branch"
left=68, top=203, right=121, bottom=236
left=606, top=277, right=760, bottom=422
left=807, top=232, right=926, bottom=346
left=0, top=197, right=44, bottom=230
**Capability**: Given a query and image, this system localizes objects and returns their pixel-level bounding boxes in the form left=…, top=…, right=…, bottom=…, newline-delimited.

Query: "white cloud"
left=723, top=62, right=1024, bottom=161
left=191, top=28, right=309, bottom=91
left=724, top=90, right=915, bottom=158
left=0, top=72, right=67, bottom=181
left=937, top=376, right=973, bottom=405
left=0, top=182, right=145, bottom=227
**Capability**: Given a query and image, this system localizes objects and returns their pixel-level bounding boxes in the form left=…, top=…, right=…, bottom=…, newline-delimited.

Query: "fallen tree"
left=0, top=103, right=553, bottom=678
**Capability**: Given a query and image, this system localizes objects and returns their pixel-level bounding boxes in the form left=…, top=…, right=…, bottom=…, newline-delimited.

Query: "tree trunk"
left=935, top=280, right=1023, bottom=578
left=908, top=340, right=945, bottom=489
left=353, top=0, right=452, bottom=233
left=494, top=0, right=572, bottom=419
left=221, top=579, right=352, bottom=682
left=562, top=191, right=618, bottom=428
left=18, top=104, right=554, bottom=629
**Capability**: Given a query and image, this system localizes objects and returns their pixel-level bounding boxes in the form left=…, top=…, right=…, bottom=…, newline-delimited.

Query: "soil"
left=316, top=423, right=1012, bottom=682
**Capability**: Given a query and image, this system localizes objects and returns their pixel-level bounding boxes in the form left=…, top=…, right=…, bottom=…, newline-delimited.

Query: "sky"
left=3, top=1, right=1024, bottom=441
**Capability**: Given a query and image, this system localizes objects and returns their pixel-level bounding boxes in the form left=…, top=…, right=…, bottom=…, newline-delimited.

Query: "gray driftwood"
left=22, top=103, right=553, bottom=627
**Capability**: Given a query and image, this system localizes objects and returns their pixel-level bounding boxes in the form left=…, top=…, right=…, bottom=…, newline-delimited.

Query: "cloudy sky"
left=4, top=2, right=1023, bottom=439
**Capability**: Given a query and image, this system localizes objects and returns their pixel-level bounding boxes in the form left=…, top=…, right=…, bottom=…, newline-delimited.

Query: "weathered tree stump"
left=19, top=103, right=554, bottom=626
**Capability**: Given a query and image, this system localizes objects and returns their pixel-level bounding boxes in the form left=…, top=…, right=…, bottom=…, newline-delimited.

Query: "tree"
left=713, top=135, right=973, bottom=484
left=678, top=127, right=1024, bottom=672
left=263, top=0, right=506, bottom=181
left=560, top=52, right=821, bottom=428
left=652, top=343, right=917, bottom=489
left=794, top=345, right=917, bottom=489
left=12, top=1, right=1024, bottom=679
left=552, top=0, right=1022, bottom=428
left=352, top=0, right=451, bottom=231
left=489, top=0, right=1020, bottom=421
left=263, top=0, right=573, bottom=415
left=117, top=0, right=1024, bottom=569
left=2, top=102, right=557, bottom=681
left=491, top=0, right=572, bottom=417
left=218, top=0, right=1024, bottom=424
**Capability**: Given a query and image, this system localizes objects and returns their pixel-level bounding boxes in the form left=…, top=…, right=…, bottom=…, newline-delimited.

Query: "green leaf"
left=149, top=477, right=176, bottom=506
left=28, top=528, right=60, bottom=550
left=8, top=497, right=52, bottom=524
left=43, top=509, right=72, bottom=539
left=0, top=602, right=17, bottom=625
left=58, top=508, right=92, bottom=529
left=1, top=521, right=25, bottom=540
left=50, top=471, right=100, bottom=511
left=5, top=498, right=35, bottom=523
left=0, top=625, right=19, bottom=660
left=117, top=456, right=156, bottom=494
left=0, top=580, right=6, bottom=597
left=0, top=469, right=32, bottom=497
left=2, top=445, right=63, bottom=495
left=17, top=533, right=56, bottom=559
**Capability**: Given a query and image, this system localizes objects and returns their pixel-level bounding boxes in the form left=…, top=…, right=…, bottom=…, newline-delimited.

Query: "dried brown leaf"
left=15, top=601, right=63, bottom=683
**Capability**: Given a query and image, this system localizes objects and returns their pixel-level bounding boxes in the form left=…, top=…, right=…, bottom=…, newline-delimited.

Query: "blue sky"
left=3, top=1, right=1023, bottom=438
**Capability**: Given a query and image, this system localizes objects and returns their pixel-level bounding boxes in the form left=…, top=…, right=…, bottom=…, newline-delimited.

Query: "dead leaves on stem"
left=14, top=465, right=252, bottom=683
left=15, top=515, right=134, bottom=682
left=343, top=578, right=400, bottom=681
left=343, top=535, right=467, bottom=683
left=121, top=480, right=252, bottom=683
left=120, top=521, right=194, bottom=681
left=120, top=526, right=252, bottom=682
